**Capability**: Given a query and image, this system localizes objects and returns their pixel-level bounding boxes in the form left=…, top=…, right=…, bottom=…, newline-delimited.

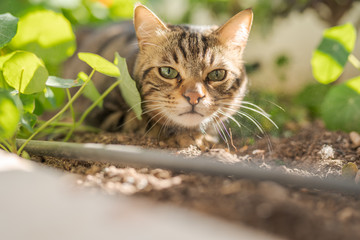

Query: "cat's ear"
left=133, top=4, right=168, bottom=49
left=215, top=9, right=253, bottom=49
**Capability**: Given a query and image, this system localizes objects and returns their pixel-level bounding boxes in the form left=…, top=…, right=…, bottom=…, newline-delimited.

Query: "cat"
left=63, top=3, right=253, bottom=149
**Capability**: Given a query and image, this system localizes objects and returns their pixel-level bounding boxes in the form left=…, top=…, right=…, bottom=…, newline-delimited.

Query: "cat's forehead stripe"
left=178, top=32, right=188, bottom=59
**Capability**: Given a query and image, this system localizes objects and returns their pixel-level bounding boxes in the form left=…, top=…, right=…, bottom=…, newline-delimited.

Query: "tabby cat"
left=63, top=4, right=253, bottom=149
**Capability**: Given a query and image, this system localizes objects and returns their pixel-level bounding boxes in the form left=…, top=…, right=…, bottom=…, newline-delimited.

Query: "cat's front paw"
left=167, top=131, right=215, bottom=151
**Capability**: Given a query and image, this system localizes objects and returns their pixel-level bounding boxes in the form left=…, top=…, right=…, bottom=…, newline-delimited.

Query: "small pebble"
left=318, top=144, right=335, bottom=160
left=258, top=181, right=288, bottom=201
left=341, top=162, right=358, bottom=179
left=350, top=131, right=360, bottom=147
left=337, top=207, right=354, bottom=222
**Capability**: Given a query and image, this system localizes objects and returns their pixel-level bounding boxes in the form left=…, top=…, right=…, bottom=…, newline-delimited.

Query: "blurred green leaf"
left=20, top=94, right=35, bottom=113
left=321, top=78, right=360, bottom=132
left=311, top=23, right=356, bottom=84
left=78, top=52, right=120, bottom=77
left=0, top=89, right=21, bottom=139
left=346, top=76, right=360, bottom=94
left=0, top=52, right=16, bottom=89
left=110, top=0, right=138, bottom=19
left=83, top=80, right=103, bottom=108
left=46, top=76, right=84, bottom=88
left=2, top=51, right=48, bottom=94
left=19, top=111, right=37, bottom=136
left=10, top=9, right=76, bottom=65
left=295, top=83, right=331, bottom=118
left=0, top=13, right=18, bottom=49
left=76, top=71, right=102, bottom=107
left=115, top=52, right=142, bottom=120
left=33, top=87, right=65, bottom=115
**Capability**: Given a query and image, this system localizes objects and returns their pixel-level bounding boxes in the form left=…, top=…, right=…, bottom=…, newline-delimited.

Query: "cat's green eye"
left=207, top=69, right=226, bottom=81
left=159, top=67, right=179, bottom=79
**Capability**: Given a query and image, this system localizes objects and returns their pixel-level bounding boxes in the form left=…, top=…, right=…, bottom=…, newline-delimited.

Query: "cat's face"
left=133, top=4, right=253, bottom=130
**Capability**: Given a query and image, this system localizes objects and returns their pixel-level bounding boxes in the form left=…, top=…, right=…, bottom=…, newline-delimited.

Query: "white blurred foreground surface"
left=0, top=150, right=281, bottom=240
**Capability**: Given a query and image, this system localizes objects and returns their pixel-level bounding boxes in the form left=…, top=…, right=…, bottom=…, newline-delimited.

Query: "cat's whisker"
left=158, top=117, right=171, bottom=140
left=213, top=113, right=230, bottom=148
left=145, top=109, right=165, bottom=127
left=128, top=99, right=165, bottom=111
left=142, top=42, right=161, bottom=48
left=116, top=106, right=164, bottom=130
left=262, top=100, right=285, bottom=112
left=144, top=111, right=167, bottom=136
left=222, top=105, right=278, bottom=129
left=237, top=110, right=273, bottom=151
left=220, top=100, right=269, bottom=116
left=212, top=117, right=230, bottom=150
left=218, top=109, right=263, bottom=139
left=237, top=111, right=265, bottom=134
left=218, top=109, right=241, bottom=129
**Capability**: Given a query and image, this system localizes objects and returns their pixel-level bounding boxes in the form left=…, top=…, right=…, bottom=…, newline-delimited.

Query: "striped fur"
left=63, top=5, right=253, bottom=143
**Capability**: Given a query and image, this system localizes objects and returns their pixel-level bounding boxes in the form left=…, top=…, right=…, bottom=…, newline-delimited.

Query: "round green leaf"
left=323, top=23, right=356, bottom=52
left=311, top=50, right=344, bottom=84
left=311, top=23, right=356, bottom=84
left=3, top=51, right=49, bottom=94
left=0, top=90, right=21, bottom=139
left=346, top=76, right=360, bottom=94
left=0, top=13, right=18, bottom=49
left=321, top=78, right=360, bottom=132
left=78, top=52, right=120, bottom=77
left=10, top=10, right=76, bottom=65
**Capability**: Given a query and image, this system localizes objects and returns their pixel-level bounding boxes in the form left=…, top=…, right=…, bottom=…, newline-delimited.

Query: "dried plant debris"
left=78, top=166, right=182, bottom=195
left=318, top=144, right=335, bottom=160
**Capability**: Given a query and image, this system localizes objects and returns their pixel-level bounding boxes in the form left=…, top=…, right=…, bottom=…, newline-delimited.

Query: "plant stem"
left=63, top=89, right=77, bottom=142
left=63, top=80, right=120, bottom=141
left=17, top=70, right=96, bottom=155
left=348, top=54, right=360, bottom=71
left=78, top=80, right=120, bottom=126
left=0, top=138, right=11, bottom=152
left=0, top=144, right=8, bottom=152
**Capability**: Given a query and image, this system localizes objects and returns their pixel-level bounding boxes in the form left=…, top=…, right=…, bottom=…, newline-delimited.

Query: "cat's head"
left=133, top=4, right=253, bottom=130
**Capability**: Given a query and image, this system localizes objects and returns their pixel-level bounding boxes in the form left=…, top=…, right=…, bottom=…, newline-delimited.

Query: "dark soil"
left=33, top=122, right=360, bottom=240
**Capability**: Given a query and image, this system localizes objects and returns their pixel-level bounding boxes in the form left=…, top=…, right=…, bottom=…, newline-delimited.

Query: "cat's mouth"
left=178, top=110, right=204, bottom=117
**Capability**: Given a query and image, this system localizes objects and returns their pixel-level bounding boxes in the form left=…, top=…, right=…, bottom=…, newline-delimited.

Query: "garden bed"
left=29, top=121, right=360, bottom=240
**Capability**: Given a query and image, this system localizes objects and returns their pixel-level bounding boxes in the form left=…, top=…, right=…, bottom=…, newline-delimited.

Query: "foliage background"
left=0, top=0, right=360, bottom=143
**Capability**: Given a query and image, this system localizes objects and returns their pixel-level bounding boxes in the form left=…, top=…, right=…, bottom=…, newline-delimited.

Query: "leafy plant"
left=0, top=10, right=141, bottom=156
left=311, top=23, right=360, bottom=132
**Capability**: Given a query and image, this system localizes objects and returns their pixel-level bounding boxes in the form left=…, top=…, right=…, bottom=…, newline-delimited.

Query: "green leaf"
left=44, top=86, right=57, bottom=109
left=34, top=87, right=65, bottom=115
left=115, top=52, right=142, bottom=119
left=0, top=52, right=16, bottom=68
left=83, top=80, right=103, bottom=108
left=295, top=83, right=331, bottom=118
left=323, top=23, right=356, bottom=52
left=321, top=78, right=360, bottom=132
left=9, top=9, right=76, bottom=65
left=346, top=76, right=360, bottom=94
left=2, top=51, right=49, bottom=94
left=46, top=76, right=84, bottom=88
left=311, top=23, right=356, bottom=84
left=0, top=89, right=21, bottom=139
left=0, top=13, right=18, bottom=49
left=78, top=52, right=120, bottom=77
left=20, top=94, right=35, bottom=113
left=20, top=112, right=37, bottom=135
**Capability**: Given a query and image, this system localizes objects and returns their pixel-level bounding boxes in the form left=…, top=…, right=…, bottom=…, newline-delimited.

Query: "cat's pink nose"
left=183, top=91, right=205, bottom=105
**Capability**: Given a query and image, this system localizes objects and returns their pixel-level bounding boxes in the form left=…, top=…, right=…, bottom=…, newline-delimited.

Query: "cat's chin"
left=170, top=112, right=208, bottom=128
